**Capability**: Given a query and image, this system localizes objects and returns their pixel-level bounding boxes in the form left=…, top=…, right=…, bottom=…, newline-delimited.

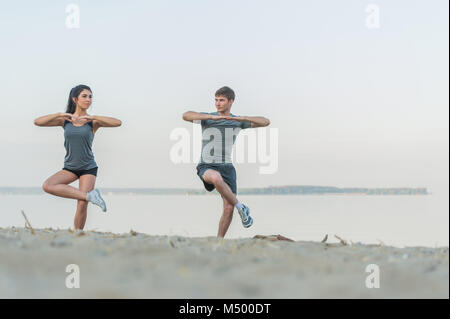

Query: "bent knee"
left=208, top=172, right=224, bottom=185
left=42, top=181, right=53, bottom=193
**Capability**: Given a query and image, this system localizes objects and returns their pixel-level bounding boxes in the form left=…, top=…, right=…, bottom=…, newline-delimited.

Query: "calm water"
left=1, top=194, right=448, bottom=248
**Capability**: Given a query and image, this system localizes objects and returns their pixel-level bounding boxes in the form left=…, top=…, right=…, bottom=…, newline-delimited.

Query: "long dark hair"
left=66, top=84, right=92, bottom=114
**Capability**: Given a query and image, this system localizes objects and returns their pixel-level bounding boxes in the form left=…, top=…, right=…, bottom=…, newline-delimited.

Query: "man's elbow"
left=264, top=118, right=271, bottom=127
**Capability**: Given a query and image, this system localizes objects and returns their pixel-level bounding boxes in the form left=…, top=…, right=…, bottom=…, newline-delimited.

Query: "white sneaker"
left=237, top=204, right=253, bottom=228
left=87, top=189, right=107, bottom=212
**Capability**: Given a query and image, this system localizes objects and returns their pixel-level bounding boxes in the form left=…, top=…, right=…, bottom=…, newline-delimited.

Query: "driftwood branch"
left=253, top=234, right=295, bottom=242
left=21, top=210, right=35, bottom=235
left=334, top=235, right=347, bottom=246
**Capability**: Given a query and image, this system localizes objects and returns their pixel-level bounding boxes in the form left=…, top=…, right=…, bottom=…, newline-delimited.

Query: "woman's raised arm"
left=34, top=113, right=72, bottom=127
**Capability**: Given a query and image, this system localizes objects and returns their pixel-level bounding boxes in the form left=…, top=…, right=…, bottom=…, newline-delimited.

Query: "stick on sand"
left=21, top=209, right=35, bottom=235
left=334, top=235, right=347, bottom=246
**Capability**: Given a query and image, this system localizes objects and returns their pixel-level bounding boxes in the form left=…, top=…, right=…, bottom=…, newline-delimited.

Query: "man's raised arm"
left=224, top=115, right=270, bottom=128
left=245, top=116, right=270, bottom=128
left=182, top=111, right=226, bottom=123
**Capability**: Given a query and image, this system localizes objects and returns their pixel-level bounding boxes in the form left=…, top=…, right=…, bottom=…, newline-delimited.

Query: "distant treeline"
left=0, top=186, right=428, bottom=195
left=237, top=186, right=428, bottom=195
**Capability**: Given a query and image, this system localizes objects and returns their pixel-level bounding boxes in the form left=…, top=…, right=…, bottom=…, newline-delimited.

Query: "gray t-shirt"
left=63, top=120, right=97, bottom=170
left=198, top=112, right=251, bottom=164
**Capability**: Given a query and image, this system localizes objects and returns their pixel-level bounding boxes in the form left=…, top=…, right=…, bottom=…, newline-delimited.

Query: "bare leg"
left=74, top=174, right=96, bottom=230
left=42, top=170, right=87, bottom=201
left=202, top=169, right=238, bottom=206
left=217, top=196, right=234, bottom=238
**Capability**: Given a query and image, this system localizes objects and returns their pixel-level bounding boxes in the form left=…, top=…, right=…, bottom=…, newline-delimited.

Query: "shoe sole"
left=239, top=207, right=252, bottom=228
left=243, top=217, right=253, bottom=228
left=95, top=190, right=107, bottom=212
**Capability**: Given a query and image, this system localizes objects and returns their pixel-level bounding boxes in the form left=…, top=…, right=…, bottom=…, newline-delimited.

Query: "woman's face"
left=73, top=89, right=92, bottom=110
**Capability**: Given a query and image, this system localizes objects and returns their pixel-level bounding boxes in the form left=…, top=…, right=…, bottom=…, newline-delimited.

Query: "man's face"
left=215, top=95, right=233, bottom=113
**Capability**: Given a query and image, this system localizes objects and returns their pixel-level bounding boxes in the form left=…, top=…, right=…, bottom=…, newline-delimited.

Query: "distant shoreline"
left=0, top=186, right=429, bottom=196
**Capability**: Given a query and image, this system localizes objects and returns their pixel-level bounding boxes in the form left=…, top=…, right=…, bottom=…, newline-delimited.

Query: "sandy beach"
left=0, top=227, right=448, bottom=298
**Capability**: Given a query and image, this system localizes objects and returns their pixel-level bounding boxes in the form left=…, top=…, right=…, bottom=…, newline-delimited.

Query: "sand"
left=0, top=227, right=448, bottom=298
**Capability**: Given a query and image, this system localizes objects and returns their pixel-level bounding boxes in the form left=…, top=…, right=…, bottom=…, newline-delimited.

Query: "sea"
left=0, top=192, right=448, bottom=248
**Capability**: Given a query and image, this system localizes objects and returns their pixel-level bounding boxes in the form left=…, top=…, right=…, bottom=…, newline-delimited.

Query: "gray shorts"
left=196, top=163, right=237, bottom=194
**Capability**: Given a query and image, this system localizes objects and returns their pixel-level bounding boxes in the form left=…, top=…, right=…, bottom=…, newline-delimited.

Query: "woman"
left=34, top=84, right=122, bottom=230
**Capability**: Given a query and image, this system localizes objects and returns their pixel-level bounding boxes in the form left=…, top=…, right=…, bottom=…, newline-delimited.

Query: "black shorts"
left=63, top=167, right=98, bottom=178
left=196, top=163, right=237, bottom=194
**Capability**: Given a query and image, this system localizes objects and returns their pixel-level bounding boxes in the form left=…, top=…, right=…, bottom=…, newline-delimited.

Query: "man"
left=182, top=86, right=270, bottom=237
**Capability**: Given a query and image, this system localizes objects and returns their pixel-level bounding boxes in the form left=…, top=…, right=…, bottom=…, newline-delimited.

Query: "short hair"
left=215, top=86, right=235, bottom=101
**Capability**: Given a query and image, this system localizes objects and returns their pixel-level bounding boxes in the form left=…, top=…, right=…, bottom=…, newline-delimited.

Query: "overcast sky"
left=0, top=0, right=448, bottom=195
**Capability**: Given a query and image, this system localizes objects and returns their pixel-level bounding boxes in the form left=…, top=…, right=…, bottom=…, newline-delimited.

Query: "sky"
left=0, top=0, right=448, bottom=195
